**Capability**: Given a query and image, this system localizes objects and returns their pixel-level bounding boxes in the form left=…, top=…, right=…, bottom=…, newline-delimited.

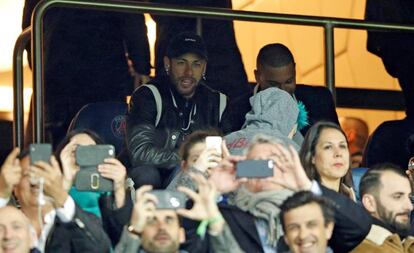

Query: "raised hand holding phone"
left=0, top=148, right=21, bottom=199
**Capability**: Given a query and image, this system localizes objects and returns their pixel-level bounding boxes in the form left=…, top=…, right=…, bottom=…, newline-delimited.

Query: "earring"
left=202, top=72, right=206, bottom=80
left=165, top=66, right=169, bottom=75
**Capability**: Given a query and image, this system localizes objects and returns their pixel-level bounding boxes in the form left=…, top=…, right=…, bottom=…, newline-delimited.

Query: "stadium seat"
left=67, top=102, right=128, bottom=155
left=352, top=167, right=369, bottom=201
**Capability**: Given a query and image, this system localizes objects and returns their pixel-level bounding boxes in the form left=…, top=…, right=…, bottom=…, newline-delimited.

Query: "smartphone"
left=205, top=136, right=222, bottom=154
left=29, top=143, right=52, bottom=164
left=236, top=160, right=274, bottom=178
left=75, top=145, right=115, bottom=166
left=74, top=145, right=115, bottom=192
left=150, top=190, right=186, bottom=209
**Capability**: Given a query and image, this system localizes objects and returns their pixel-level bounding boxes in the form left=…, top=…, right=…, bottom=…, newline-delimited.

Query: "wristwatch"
left=127, top=224, right=141, bottom=236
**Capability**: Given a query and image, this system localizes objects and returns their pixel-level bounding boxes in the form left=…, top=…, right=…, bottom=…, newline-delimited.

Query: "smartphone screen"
left=205, top=136, right=222, bottom=154
left=236, top=160, right=274, bottom=178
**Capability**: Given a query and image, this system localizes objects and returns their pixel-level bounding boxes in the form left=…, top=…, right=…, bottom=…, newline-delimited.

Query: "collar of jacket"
left=372, top=217, right=409, bottom=239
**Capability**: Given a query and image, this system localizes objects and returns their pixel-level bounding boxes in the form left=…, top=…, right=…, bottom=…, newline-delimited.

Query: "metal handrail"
left=13, top=27, right=31, bottom=149
left=25, top=0, right=414, bottom=142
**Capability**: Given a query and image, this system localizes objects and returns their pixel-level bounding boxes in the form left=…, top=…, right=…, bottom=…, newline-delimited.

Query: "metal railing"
left=13, top=28, right=31, bottom=149
left=13, top=0, right=414, bottom=146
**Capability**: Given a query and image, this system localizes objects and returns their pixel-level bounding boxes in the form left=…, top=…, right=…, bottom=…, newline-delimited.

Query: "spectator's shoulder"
left=296, top=84, right=333, bottom=97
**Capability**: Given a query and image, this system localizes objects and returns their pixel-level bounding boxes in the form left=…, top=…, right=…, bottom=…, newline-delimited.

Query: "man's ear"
left=325, top=221, right=335, bottom=240
left=180, top=160, right=188, bottom=170
left=361, top=194, right=377, bottom=213
left=179, top=227, right=186, bottom=243
left=283, top=234, right=289, bottom=245
left=202, top=61, right=207, bottom=73
left=163, top=56, right=171, bottom=70
left=254, top=69, right=259, bottom=84
left=347, top=129, right=356, bottom=143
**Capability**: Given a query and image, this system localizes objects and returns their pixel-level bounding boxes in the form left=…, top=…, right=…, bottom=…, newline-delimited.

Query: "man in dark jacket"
left=126, top=32, right=227, bottom=188
left=0, top=148, right=111, bottom=253
left=223, top=43, right=339, bottom=136
left=365, top=0, right=414, bottom=118
left=150, top=0, right=250, bottom=100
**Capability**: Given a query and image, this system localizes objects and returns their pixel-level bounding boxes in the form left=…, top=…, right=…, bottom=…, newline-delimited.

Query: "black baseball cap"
left=166, top=32, right=208, bottom=60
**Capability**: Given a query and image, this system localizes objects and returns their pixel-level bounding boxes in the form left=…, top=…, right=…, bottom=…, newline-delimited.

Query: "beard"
left=142, top=229, right=180, bottom=253
left=377, top=201, right=411, bottom=237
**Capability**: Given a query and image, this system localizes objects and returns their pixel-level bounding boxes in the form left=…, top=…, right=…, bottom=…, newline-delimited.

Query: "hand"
left=177, top=174, right=225, bottom=234
left=209, top=155, right=245, bottom=193
left=221, top=139, right=230, bottom=158
left=193, top=148, right=222, bottom=173
left=267, top=144, right=312, bottom=191
left=98, top=158, right=127, bottom=208
left=31, top=156, right=68, bottom=208
left=129, top=185, right=157, bottom=233
left=177, top=173, right=220, bottom=221
left=0, top=148, right=21, bottom=198
left=98, top=158, right=127, bottom=191
left=59, top=141, right=78, bottom=191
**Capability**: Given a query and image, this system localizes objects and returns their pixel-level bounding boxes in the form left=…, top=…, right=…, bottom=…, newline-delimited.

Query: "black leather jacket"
left=126, top=76, right=226, bottom=168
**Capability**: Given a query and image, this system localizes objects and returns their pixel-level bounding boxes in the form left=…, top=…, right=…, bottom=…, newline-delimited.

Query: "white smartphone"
left=205, top=136, right=222, bottom=155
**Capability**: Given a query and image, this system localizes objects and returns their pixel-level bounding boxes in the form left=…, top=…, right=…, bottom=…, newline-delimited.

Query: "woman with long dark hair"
left=299, top=121, right=355, bottom=200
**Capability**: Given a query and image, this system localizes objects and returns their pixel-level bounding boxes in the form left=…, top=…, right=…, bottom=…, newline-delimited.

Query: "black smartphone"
left=236, top=160, right=274, bottom=178
left=150, top=190, right=186, bottom=209
left=74, top=145, right=115, bottom=192
left=29, top=144, right=52, bottom=164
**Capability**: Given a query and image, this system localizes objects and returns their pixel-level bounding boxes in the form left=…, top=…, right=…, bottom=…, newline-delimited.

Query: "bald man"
left=0, top=206, right=34, bottom=253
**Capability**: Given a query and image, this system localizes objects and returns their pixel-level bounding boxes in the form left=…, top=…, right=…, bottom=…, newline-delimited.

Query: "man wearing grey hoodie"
left=224, top=87, right=302, bottom=155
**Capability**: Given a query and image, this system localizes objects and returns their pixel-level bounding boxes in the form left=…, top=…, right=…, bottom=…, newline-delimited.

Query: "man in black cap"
left=126, top=32, right=227, bottom=189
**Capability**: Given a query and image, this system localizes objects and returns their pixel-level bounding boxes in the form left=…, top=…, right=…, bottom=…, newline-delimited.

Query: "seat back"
left=352, top=167, right=369, bottom=201
left=68, top=102, right=128, bottom=155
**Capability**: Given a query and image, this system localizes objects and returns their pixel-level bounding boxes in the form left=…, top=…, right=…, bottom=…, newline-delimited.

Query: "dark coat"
left=126, top=76, right=226, bottom=169
left=363, top=117, right=414, bottom=170
left=365, top=0, right=414, bottom=117
left=45, top=205, right=111, bottom=253
left=22, top=0, right=150, bottom=138
left=221, top=84, right=339, bottom=135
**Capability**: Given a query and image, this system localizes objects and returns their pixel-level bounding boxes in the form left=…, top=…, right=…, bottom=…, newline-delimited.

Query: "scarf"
left=229, top=186, right=293, bottom=247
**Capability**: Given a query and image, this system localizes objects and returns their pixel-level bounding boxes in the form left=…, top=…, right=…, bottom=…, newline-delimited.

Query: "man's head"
left=164, top=32, right=208, bottom=99
left=242, top=134, right=286, bottom=192
left=360, top=163, right=413, bottom=236
left=0, top=206, right=34, bottom=253
left=255, top=43, right=296, bottom=95
left=280, top=191, right=335, bottom=253
left=339, top=117, right=369, bottom=167
left=179, top=129, right=221, bottom=170
left=141, top=209, right=185, bottom=253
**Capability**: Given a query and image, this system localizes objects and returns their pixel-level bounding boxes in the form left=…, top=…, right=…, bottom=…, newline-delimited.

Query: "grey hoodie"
left=225, top=87, right=302, bottom=155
